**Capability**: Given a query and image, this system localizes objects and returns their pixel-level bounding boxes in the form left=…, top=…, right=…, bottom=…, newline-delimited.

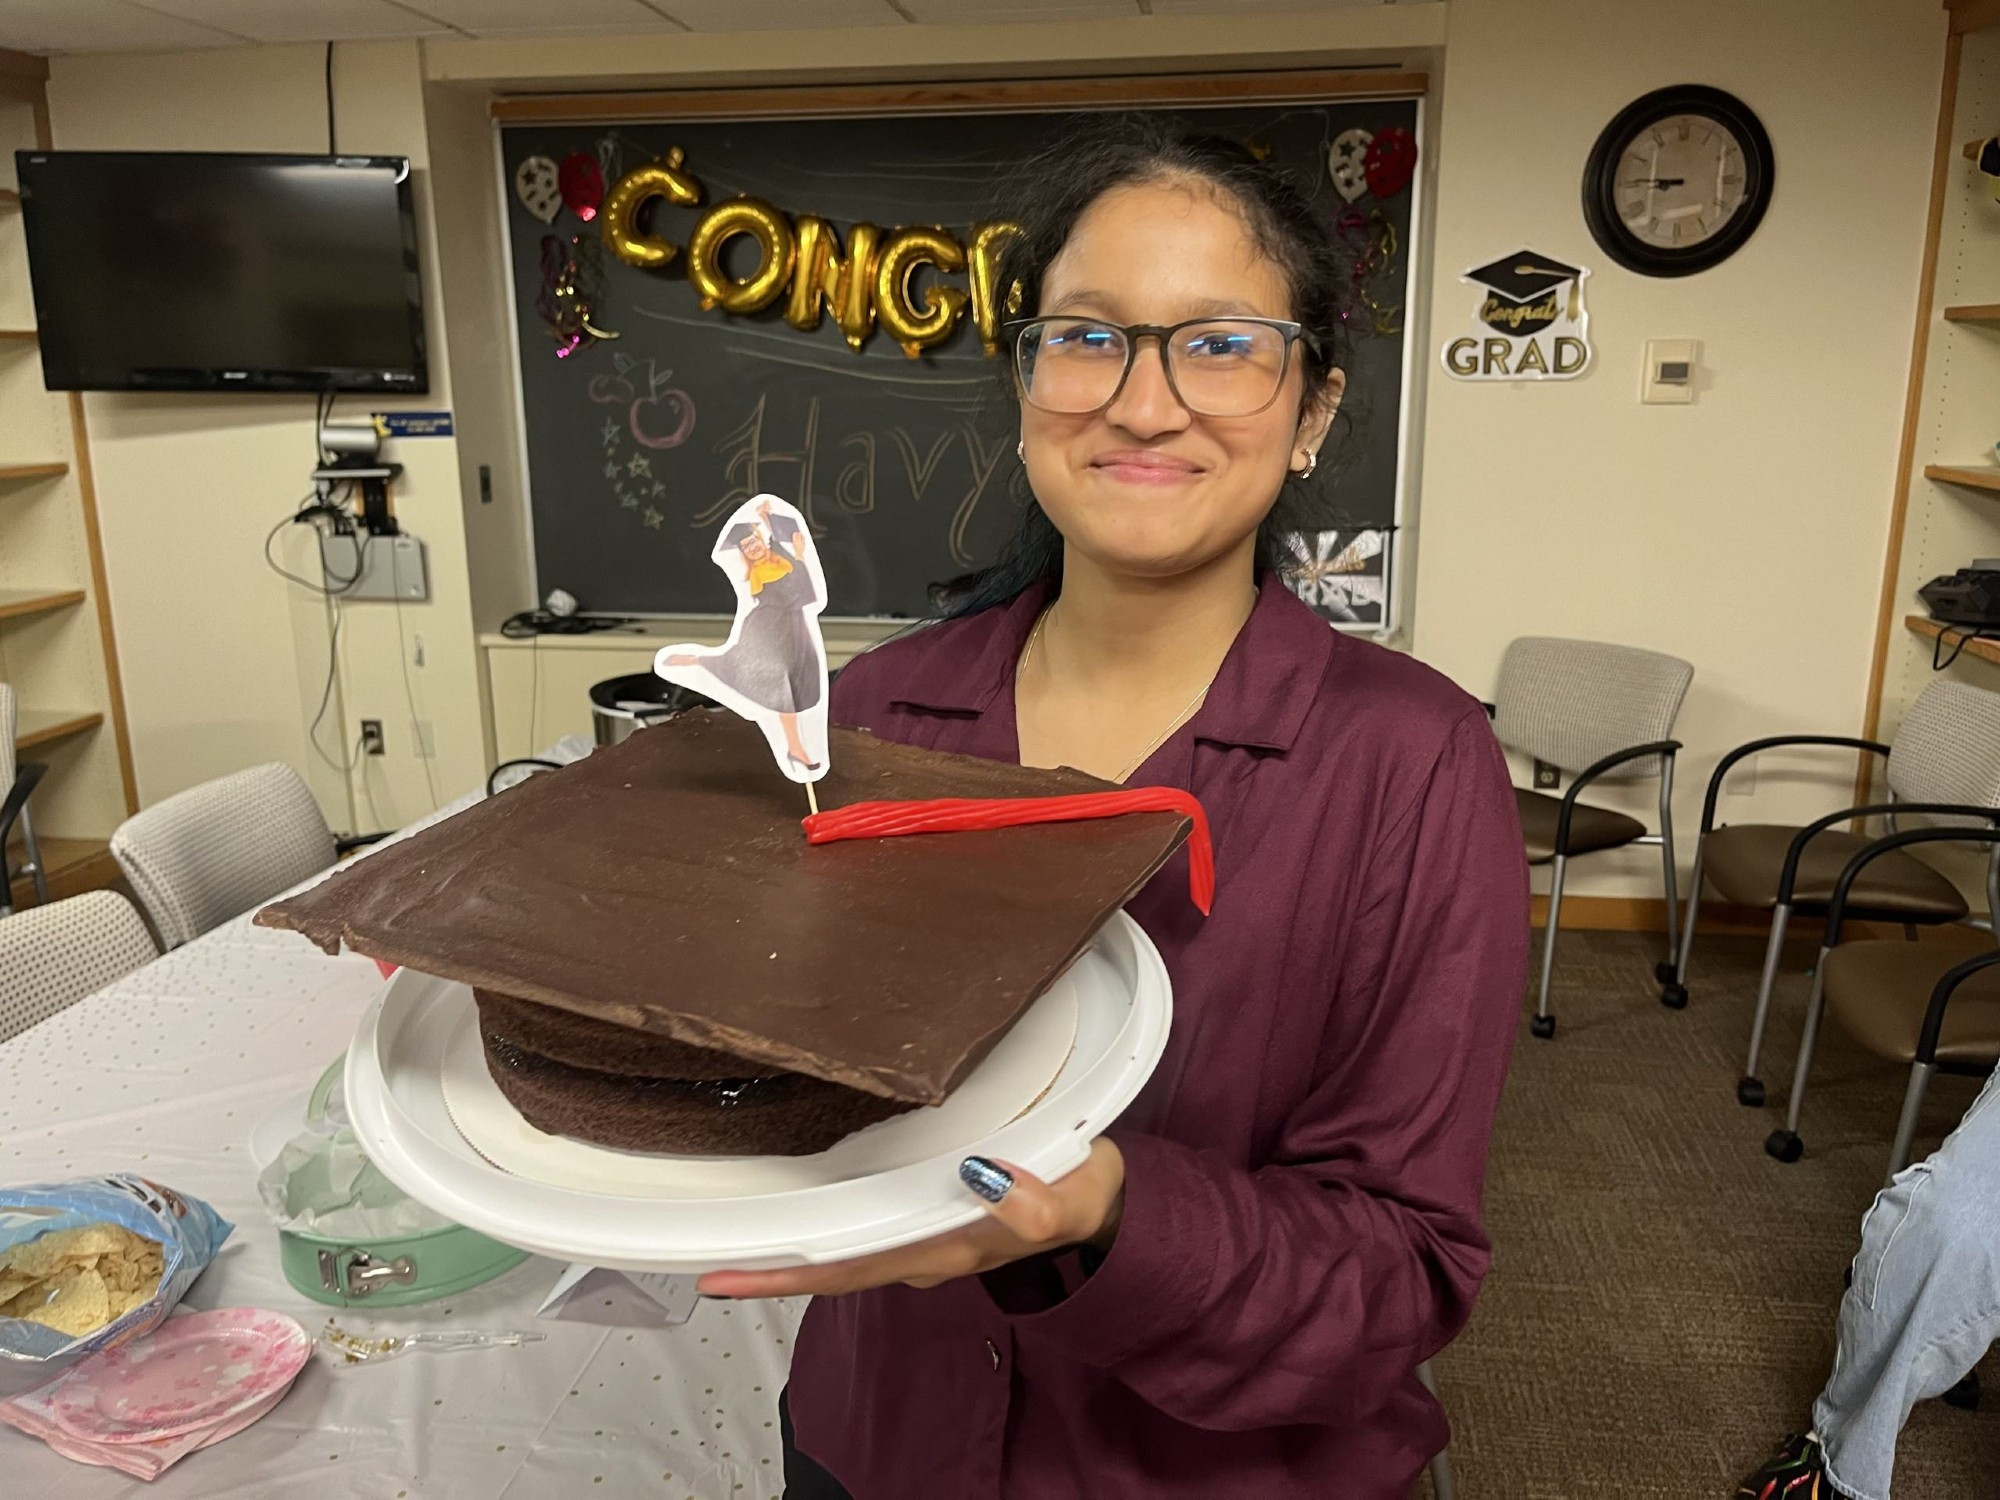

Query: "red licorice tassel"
left=803, top=789, right=1214, bottom=916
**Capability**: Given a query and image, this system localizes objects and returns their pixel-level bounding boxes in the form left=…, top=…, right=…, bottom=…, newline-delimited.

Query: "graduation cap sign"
left=1443, top=249, right=1592, bottom=382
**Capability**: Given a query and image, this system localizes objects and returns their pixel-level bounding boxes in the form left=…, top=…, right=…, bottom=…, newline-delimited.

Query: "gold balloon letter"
left=687, top=198, right=797, bottom=315
left=600, top=146, right=703, bottom=270
left=873, top=227, right=968, bottom=359
left=785, top=216, right=882, bottom=352
left=967, top=220, right=1024, bottom=358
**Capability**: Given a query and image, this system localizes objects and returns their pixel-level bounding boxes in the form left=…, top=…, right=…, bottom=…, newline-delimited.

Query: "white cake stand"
left=341, top=912, right=1171, bottom=1272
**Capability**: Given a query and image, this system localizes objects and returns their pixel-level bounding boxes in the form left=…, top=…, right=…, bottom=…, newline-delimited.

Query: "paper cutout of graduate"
left=655, top=495, right=830, bottom=784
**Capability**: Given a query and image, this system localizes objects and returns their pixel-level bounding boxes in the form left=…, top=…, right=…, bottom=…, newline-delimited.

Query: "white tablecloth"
left=0, top=784, right=801, bottom=1499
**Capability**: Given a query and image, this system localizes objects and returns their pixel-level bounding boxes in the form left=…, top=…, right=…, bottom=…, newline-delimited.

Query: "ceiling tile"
left=394, top=0, right=674, bottom=33
left=896, top=0, right=1135, bottom=17
left=653, top=0, right=903, bottom=30
left=0, top=0, right=244, bottom=52
left=139, top=0, right=449, bottom=43
left=1150, top=0, right=1390, bottom=12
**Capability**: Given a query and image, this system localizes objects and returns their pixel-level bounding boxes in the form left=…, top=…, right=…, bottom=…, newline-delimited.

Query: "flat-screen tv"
left=16, top=151, right=429, bottom=393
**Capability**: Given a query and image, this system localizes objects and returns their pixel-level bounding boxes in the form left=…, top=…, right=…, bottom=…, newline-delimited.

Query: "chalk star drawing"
left=601, top=417, right=620, bottom=444
left=650, top=481, right=665, bottom=497
left=642, top=506, right=664, bottom=528
left=602, top=460, right=619, bottom=479
left=626, top=453, right=651, bottom=478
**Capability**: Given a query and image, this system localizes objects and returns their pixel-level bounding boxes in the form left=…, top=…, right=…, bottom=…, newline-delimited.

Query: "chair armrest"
left=1780, top=803, right=2000, bottom=905
left=0, top=761, right=48, bottom=852
left=1480, top=700, right=1497, bottom=721
left=1826, top=826, right=2000, bottom=945
left=334, top=830, right=394, bottom=856
left=1915, top=948, right=2000, bottom=1067
left=1554, top=740, right=1682, bottom=856
left=1698, top=735, right=1891, bottom=836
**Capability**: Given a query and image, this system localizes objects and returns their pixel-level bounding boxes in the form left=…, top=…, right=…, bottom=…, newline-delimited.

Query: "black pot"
left=588, top=672, right=715, bottom=747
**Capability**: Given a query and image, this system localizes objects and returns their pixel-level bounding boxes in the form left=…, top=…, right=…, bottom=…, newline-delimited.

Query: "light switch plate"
left=1642, top=338, right=1699, bottom=404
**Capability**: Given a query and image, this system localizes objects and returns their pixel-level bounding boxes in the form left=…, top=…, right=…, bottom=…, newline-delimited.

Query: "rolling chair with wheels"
left=1659, top=678, right=2000, bottom=1106
left=1763, top=824, right=2000, bottom=1166
left=1490, top=638, right=1694, bottom=1040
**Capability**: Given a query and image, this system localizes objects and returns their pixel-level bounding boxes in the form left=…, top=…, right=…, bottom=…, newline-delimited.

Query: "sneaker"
left=1735, top=1434, right=1847, bottom=1498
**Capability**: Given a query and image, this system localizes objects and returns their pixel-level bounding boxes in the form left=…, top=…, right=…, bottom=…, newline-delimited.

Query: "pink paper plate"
left=29, top=1308, right=310, bottom=1445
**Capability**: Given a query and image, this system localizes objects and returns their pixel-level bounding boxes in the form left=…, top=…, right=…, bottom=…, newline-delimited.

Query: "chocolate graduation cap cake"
left=258, top=712, right=1194, bottom=1156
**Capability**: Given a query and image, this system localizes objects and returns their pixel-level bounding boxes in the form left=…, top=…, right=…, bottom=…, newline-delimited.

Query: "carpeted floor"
left=1428, top=928, right=2000, bottom=1499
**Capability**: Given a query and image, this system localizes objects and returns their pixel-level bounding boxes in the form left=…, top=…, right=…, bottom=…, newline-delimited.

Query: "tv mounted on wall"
left=16, top=151, right=429, bottom=394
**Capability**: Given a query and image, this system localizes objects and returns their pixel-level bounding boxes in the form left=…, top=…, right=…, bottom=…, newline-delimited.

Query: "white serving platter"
left=342, top=912, right=1170, bottom=1272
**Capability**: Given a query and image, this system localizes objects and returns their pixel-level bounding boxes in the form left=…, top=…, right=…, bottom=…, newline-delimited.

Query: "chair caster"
left=1764, top=1129, right=1803, bottom=1163
left=1943, top=1371, right=1980, bottom=1411
left=1654, top=961, right=1679, bottom=984
left=1530, top=1014, right=1556, bottom=1040
left=1737, top=1077, right=1765, bottom=1108
left=1660, top=983, right=1688, bottom=1010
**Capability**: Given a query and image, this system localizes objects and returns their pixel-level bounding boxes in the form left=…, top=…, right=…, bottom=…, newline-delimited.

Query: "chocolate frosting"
left=258, top=712, right=1188, bottom=1105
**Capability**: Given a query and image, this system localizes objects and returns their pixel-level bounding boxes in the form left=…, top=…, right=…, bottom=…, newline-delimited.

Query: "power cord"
left=1932, top=624, right=1998, bottom=671
left=324, top=42, right=336, bottom=155
left=393, top=593, right=441, bottom=813
left=499, top=608, right=634, bottom=638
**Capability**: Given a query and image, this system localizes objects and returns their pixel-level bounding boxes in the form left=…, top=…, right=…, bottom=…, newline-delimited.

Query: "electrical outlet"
left=360, top=719, right=385, bottom=756
left=1533, top=759, right=1560, bottom=790
left=411, top=720, right=436, bottom=760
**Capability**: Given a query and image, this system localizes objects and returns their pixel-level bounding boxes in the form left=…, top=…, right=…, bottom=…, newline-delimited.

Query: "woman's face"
left=1020, top=178, right=1344, bottom=582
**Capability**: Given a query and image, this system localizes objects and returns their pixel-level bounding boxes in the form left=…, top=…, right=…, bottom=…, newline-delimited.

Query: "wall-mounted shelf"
left=0, top=461, right=67, bottom=484
left=1944, top=303, right=2000, bottom=322
left=1923, top=463, right=2000, bottom=493
left=14, top=709, right=102, bottom=753
left=0, top=188, right=16, bottom=209
left=0, top=328, right=36, bottom=344
left=0, top=588, right=86, bottom=623
left=1907, top=614, right=2000, bottom=667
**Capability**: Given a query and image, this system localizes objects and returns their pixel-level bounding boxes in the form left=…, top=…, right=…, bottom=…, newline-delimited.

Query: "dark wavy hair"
left=933, top=112, right=1354, bottom=620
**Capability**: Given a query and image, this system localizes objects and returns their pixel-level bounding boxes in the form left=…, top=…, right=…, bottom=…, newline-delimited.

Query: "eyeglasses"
left=1002, top=316, right=1316, bottom=418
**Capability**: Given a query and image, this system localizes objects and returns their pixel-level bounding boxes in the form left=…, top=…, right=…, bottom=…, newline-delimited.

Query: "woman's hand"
left=696, top=1138, right=1125, bottom=1299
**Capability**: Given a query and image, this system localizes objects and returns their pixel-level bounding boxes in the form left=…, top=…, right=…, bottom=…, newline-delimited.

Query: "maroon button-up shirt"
left=789, top=575, right=1529, bottom=1499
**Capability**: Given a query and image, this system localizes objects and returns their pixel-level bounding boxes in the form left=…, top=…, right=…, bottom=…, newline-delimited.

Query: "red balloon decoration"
left=559, top=151, right=606, bottom=223
left=1362, top=128, right=1418, bottom=200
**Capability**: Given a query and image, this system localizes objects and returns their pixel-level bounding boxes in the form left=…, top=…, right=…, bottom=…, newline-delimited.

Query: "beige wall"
left=41, top=1, right=1955, bottom=906
left=1414, top=0, right=1948, bottom=897
left=47, top=41, right=489, bottom=833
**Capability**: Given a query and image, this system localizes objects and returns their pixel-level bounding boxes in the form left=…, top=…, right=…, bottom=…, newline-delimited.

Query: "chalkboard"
left=500, top=98, right=1419, bottom=623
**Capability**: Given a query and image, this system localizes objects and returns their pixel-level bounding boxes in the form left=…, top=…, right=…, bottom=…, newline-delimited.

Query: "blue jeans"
left=1816, top=1068, right=2000, bottom=1500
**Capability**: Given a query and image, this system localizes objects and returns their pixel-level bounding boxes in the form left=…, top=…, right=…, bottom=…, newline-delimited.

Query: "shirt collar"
left=887, top=572, right=1336, bottom=755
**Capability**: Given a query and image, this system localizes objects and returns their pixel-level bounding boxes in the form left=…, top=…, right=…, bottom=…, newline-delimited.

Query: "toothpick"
left=805, top=780, right=819, bottom=817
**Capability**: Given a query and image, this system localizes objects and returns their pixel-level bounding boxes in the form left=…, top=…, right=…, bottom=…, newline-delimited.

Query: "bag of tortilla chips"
left=0, top=1175, right=231, bottom=1397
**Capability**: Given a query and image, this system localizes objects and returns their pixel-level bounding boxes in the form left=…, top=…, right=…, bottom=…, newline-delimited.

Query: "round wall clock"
left=1582, top=84, right=1774, bottom=277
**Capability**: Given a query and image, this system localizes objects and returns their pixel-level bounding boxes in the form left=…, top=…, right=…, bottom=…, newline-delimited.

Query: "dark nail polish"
left=960, top=1156, right=1013, bottom=1203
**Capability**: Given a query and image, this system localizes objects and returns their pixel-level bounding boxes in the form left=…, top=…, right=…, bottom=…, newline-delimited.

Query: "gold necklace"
left=1019, top=605, right=1214, bottom=783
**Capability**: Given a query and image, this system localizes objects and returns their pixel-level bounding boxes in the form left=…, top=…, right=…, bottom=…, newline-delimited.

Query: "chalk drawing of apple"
left=630, top=387, right=696, bottom=450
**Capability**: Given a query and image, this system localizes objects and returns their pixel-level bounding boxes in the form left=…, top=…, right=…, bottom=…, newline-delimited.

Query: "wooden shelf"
left=1923, top=463, right=2000, bottom=492
left=1907, top=614, right=2000, bottom=667
left=1944, top=303, right=2000, bottom=322
left=0, top=328, right=36, bottom=344
left=0, top=461, right=67, bottom=484
left=5, top=837, right=119, bottom=911
left=0, top=588, right=85, bottom=623
left=14, top=708, right=102, bottom=753
left=0, top=188, right=16, bottom=209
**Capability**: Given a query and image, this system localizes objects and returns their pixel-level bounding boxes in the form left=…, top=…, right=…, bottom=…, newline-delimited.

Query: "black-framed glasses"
left=1002, top=315, right=1316, bottom=418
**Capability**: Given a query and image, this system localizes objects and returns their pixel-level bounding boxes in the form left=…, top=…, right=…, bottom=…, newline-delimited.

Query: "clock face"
left=1614, top=113, right=1750, bottom=249
left=1584, top=86, right=1774, bottom=277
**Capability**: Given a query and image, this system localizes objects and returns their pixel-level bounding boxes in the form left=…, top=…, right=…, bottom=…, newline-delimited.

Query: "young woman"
left=697, top=116, right=1530, bottom=1498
